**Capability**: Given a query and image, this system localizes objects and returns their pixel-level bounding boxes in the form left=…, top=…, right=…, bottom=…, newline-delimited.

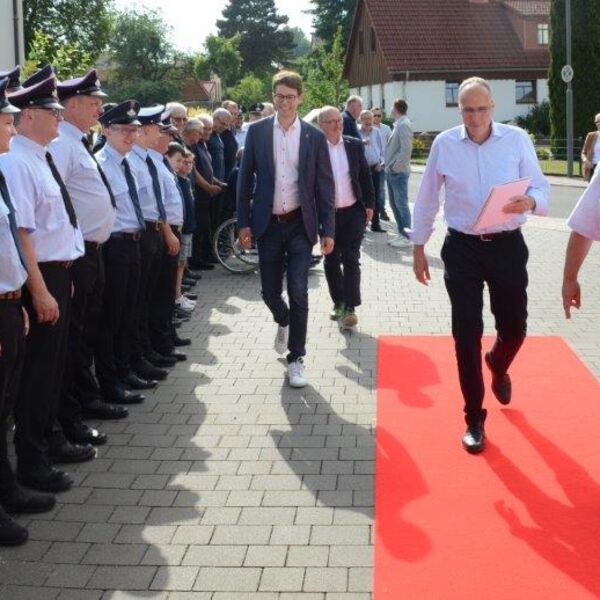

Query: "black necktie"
left=45, top=151, right=78, bottom=228
left=121, top=157, right=146, bottom=230
left=82, top=136, right=116, bottom=208
left=145, top=155, right=167, bottom=222
left=0, top=170, right=27, bottom=271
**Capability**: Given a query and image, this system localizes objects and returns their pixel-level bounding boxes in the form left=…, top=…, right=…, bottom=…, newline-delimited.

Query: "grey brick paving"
left=2, top=191, right=600, bottom=597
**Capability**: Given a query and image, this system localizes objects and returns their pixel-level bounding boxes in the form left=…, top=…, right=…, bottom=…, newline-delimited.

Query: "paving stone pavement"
left=2, top=198, right=600, bottom=599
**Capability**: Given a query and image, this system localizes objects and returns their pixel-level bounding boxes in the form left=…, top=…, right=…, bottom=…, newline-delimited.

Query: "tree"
left=549, top=0, right=600, bottom=154
left=23, top=0, right=113, bottom=62
left=199, top=34, right=243, bottom=88
left=228, top=74, right=271, bottom=108
left=217, top=0, right=294, bottom=75
left=303, top=27, right=350, bottom=112
left=309, top=0, right=356, bottom=49
left=26, top=30, right=93, bottom=79
left=284, top=27, right=312, bottom=59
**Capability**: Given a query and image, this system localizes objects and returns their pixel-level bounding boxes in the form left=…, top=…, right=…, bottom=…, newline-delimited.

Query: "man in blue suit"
left=237, top=70, right=335, bottom=388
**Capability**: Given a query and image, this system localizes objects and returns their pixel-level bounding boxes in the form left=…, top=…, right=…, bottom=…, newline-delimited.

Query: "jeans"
left=377, top=170, right=386, bottom=216
left=257, top=220, right=312, bottom=363
left=386, top=171, right=411, bottom=237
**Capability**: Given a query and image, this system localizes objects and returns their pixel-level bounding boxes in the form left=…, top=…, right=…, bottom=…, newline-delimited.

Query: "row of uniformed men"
left=0, top=66, right=198, bottom=545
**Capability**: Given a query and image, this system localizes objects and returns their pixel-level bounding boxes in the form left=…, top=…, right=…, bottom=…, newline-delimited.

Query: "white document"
left=473, top=177, right=532, bottom=232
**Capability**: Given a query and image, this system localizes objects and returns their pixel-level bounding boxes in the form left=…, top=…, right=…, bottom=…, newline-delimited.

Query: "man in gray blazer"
left=237, top=70, right=335, bottom=388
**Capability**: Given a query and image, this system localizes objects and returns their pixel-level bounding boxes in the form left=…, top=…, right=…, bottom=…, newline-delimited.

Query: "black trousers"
left=15, top=263, right=71, bottom=471
left=95, top=237, right=140, bottom=394
left=369, top=166, right=381, bottom=229
left=131, top=227, right=164, bottom=364
left=150, top=230, right=179, bottom=355
left=441, top=228, right=528, bottom=424
left=59, top=242, right=105, bottom=428
left=324, top=203, right=365, bottom=309
left=191, top=196, right=212, bottom=263
left=0, top=299, right=25, bottom=490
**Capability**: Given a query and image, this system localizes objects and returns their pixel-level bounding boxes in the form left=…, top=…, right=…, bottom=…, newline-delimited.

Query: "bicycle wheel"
left=213, top=218, right=259, bottom=274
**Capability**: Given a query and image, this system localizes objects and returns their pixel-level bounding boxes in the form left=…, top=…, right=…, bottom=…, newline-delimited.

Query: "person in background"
left=342, top=95, right=363, bottom=140
left=221, top=100, right=239, bottom=179
left=371, top=106, right=392, bottom=221
left=581, top=112, right=600, bottom=182
left=233, top=110, right=247, bottom=148
left=261, top=102, right=275, bottom=118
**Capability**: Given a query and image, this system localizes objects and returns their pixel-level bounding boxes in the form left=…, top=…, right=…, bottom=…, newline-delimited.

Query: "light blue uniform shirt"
left=96, top=143, right=144, bottom=233
left=411, top=122, right=550, bottom=244
left=0, top=135, right=84, bottom=262
left=129, top=145, right=160, bottom=222
left=0, top=181, right=28, bottom=293
left=49, top=121, right=115, bottom=243
left=148, top=149, right=183, bottom=226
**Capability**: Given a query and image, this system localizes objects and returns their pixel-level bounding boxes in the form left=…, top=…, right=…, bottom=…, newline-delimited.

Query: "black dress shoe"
left=183, top=277, right=197, bottom=287
left=18, top=465, right=73, bottom=493
left=147, top=350, right=177, bottom=367
left=63, top=422, right=108, bottom=446
left=122, top=372, right=158, bottom=390
left=462, top=411, right=487, bottom=454
left=174, top=308, right=191, bottom=321
left=184, top=270, right=202, bottom=280
left=104, top=386, right=145, bottom=405
left=0, top=484, right=55, bottom=514
left=134, top=358, right=168, bottom=381
left=371, top=225, right=385, bottom=232
left=82, top=398, right=128, bottom=420
left=173, top=335, right=191, bottom=347
left=49, top=441, right=96, bottom=464
left=380, top=210, right=391, bottom=221
left=184, top=292, right=198, bottom=301
left=168, top=350, right=187, bottom=362
left=172, top=319, right=182, bottom=329
left=0, top=506, right=28, bottom=545
left=485, top=352, right=512, bottom=405
left=198, top=262, right=215, bottom=270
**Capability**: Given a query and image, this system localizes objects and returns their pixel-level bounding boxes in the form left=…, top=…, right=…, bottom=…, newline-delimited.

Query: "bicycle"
left=212, top=216, right=259, bottom=274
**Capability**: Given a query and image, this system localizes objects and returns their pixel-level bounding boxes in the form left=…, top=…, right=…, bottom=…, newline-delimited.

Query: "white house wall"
left=0, top=0, right=25, bottom=70
left=353, top=79, right=549, bottom=133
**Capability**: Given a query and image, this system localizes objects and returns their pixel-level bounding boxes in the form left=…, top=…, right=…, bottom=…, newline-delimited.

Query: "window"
left=445, top=81, right=460, bottom=107
left=516, top=80, right=536, bottom=104
left=537, top=23, right=549, bottom=45
left=358, top=31, right=364, bottom=54
left=370, top=27, right=377, bottom=52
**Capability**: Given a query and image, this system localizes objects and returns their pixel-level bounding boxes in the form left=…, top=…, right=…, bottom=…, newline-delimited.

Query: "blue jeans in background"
left=386, top=172, right=411, bottom=238
left=377, top=170, right=386, bottom=216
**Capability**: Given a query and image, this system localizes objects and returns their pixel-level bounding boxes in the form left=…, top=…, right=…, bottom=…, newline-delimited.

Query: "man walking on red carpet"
left=411, top=77, right=550, bottom=454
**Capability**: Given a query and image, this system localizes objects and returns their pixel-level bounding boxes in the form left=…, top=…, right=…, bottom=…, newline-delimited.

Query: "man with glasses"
left=165, top=102, right=188, bottom=141
left=371, top=107, right=392, bottom=221
left=411, top=77, right=549, bottom=454
left=1, top=75, right=88, bottom=492
left=237, top=70, right=335, bottom=388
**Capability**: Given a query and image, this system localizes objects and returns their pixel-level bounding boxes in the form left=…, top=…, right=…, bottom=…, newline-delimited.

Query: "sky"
left=112, top=0, right=314, bottom=52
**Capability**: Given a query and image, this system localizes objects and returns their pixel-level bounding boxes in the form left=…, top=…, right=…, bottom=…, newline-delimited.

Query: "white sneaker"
left=176, top=296, right=196, bottom=311
left=287, top=359, right=307, bottom=388
left=274, top=325, right=289, bottom=354
left=389, top=237, right=412, bottom=248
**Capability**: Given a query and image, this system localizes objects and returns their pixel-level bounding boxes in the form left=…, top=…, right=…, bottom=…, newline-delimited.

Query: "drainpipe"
left=13, top=0, right=21, bottom=64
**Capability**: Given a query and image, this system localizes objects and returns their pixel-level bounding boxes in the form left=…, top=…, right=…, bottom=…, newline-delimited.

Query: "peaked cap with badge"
left=98, top=99, right=141, bottom=127
left=8, top=75, right=64, bottom=110
left=57, top=69, right=108, bottom=101
left=0, top=66, right=21, bottom=93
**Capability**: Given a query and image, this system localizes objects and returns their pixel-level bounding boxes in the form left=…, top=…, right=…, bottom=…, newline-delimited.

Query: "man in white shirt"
left=371, top=107, right=392, bottom=222
left=411, top=77, right=549, bottom=454
left=359, top=109, right=384, bottom=232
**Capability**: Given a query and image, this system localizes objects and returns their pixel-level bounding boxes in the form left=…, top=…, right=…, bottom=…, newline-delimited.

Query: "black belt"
left=271, top=207, right=302, bottom=223
left=0, top=290, right=21, bottom=301
left=40, top=260, right=73, bottom=269
left=145, top=220, right=162, bottom=231
left=448, top=227, right=520, bottom=242
left=335, top=202, right=360, bottom=213
left=111, top=231, right=142, bottom=241
left=85, top=240, right=103, bottom=251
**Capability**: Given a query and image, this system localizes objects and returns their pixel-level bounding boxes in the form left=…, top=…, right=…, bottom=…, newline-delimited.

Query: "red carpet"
left=375, top=336, right=600, bottom=600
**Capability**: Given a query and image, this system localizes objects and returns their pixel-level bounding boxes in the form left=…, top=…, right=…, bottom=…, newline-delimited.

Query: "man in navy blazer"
left=237, top=70, right=335, bottom=388
left=319, top=106, right=375, bottom=329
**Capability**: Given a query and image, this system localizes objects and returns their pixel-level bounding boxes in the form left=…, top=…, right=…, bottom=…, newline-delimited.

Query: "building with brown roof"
left=343, top=0, right=550, bottom=131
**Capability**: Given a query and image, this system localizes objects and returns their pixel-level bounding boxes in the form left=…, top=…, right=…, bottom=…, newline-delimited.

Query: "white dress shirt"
left=0, top=189, right=28, bottom=293
left=326, top=137, right=356, bottom=209
left=148, top=149, right=183, bottom=226
left=376, top=122, right=393, bottom=147
left=567, top=171, right=600, bottom=240
left=272, top=114, right=301, bottom=215
left=235, top=124, right=247, bottom=148
left=411, top=122, right=550, bottom=245
left=359, top=126, right=384, bottom=167
left=0, top=135, right=84, bottom=262
left=96, top=143, right=144, bottom=233
left=129, top=145, right=160, bottom=221
left=49, top=121, right=115, bottom=243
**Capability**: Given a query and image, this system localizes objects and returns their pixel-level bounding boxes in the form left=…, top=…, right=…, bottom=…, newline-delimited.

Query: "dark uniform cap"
left=98, top=99, right=141, bottom=126
left=160, top=110, right=178, bottom=134
left=23, top=64, right=56, bottom=88
left=248, top=102, right=264, bottom=114
left=0, top=66, right=21, bottom=93
left=57, top=69, right=107, bottom=101
left=100, top=102, right=118, bottom=116
left=0, top=78, right=20, bottom=114
left=8, top=75, right=64, bottom=110
left=138, top=104, right=165, bottom=125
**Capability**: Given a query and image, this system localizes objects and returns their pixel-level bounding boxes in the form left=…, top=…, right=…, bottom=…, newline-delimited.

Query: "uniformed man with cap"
left=0, top=66, right=22, bottom=93
left=127, top=104, right=180, bottom=378
left=0, top=75, right=90, bottom=493
left=94, top=100, right=147, bottom=406
left=0, top=77, right=55, bottom=545
left=49, top=69, right=127, bottom=450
